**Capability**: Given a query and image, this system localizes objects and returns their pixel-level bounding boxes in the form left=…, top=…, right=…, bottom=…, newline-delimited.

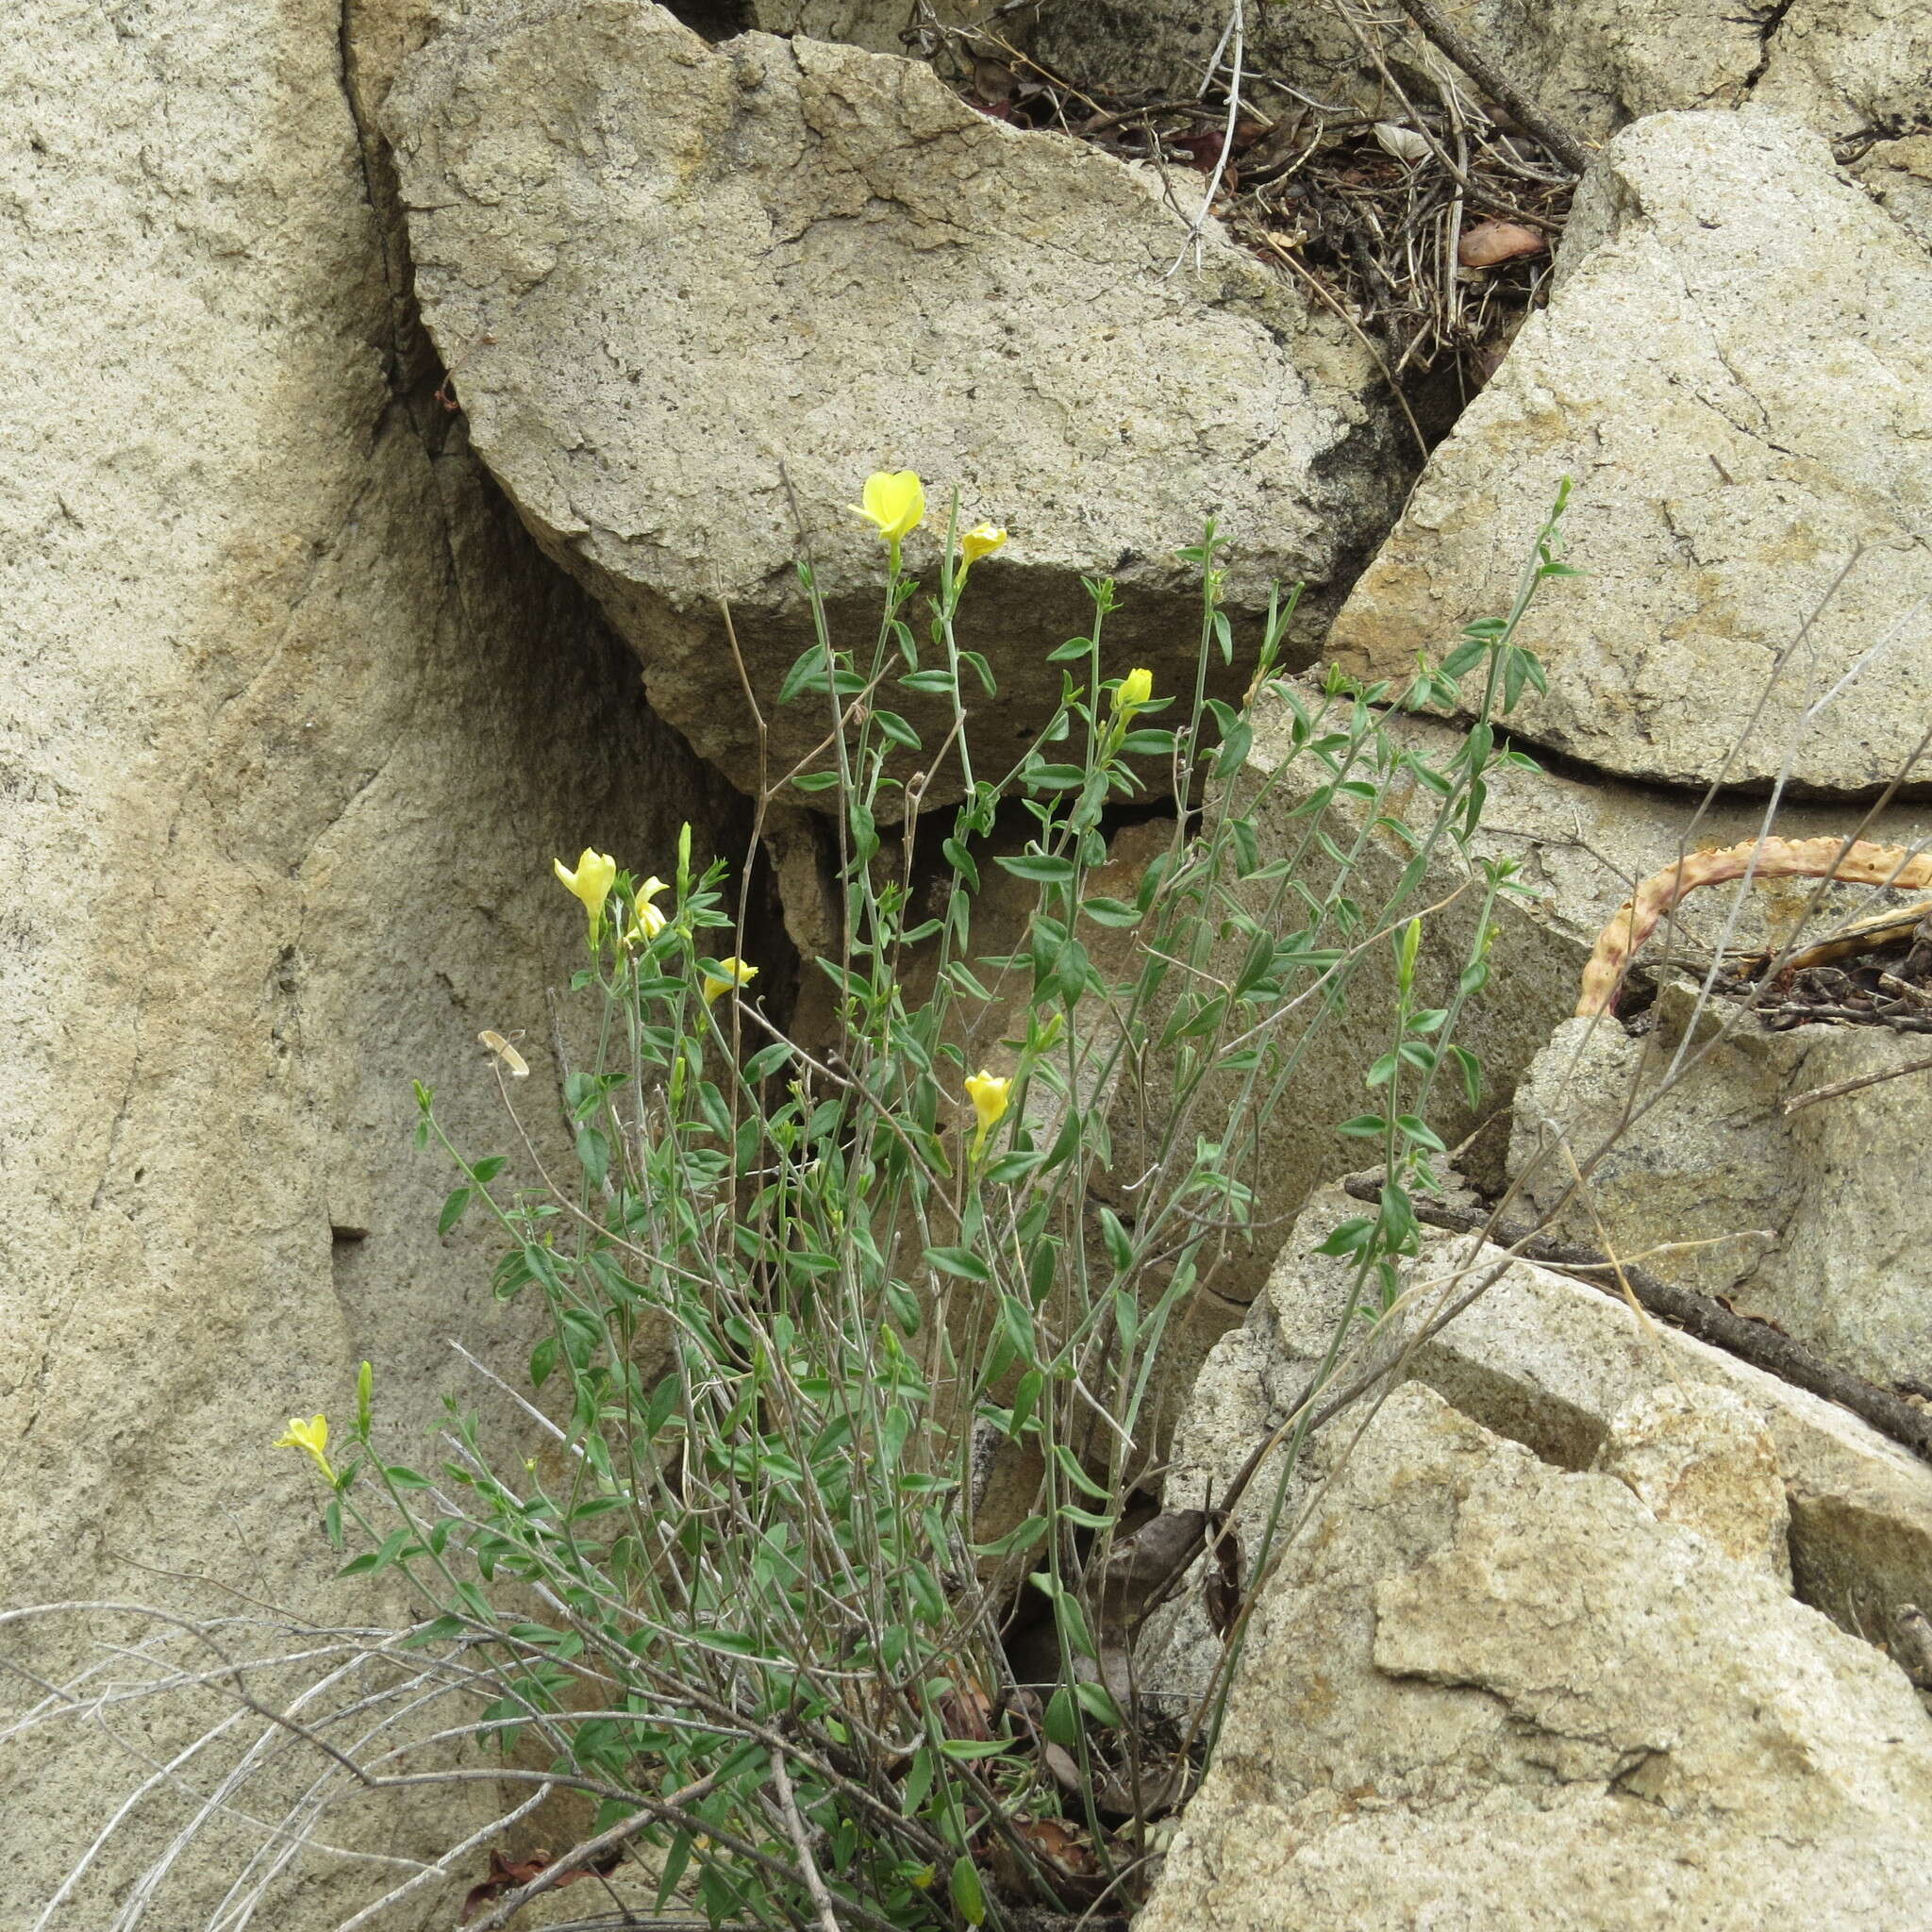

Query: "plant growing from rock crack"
left=14, top=477, right=1570, bottom=1932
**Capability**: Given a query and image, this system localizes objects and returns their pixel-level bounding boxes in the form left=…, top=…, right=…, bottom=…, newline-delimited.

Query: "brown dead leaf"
left=462, top=1849, right=553, bottom=1924
left=1042, top=1741, right=1083, bottom=1792
left=1458, top=220, right=1546, bottom=268
left=460, top=1844, right=622, bottom=1924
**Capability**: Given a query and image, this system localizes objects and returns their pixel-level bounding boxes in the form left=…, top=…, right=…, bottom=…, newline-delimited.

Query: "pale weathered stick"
left=1576, top=837, right=1932, bottom=1017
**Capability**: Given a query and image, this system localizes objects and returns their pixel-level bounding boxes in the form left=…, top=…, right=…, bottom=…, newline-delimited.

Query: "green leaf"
left=1000, top=1294, right=1037, bottom=1362
left=996, top=853, right=1075, bottom=885
left=778, top=643, right=831, bottom=706
left=437, top=1187, right=471, bottom=1237
left=791, top=770, right=840, bottom=793
left=950, top=1856, right=987, bottom=1925
left=903, top=1743, right=936, bottom=1818
left=399, top=1614, right=466, bottom=1649
left=973, top=1514, right=1048, bottom=1557
left=1047, top=634, right=1094, bottom=663
left=743, top=1041, right=794, bottom=1080
left=575, top=1125, right=610, bottom=1187
left=1336, top=1113, right=1390, bottom=1139
left=1044, top=1685, right=1080, bottom=1749
left=1058, top=1502, right=1115, bottom=1530
left=1052, top=1443, right=1112, bottom=1500
left=940, top=1737, right=1013, bottom=1762
left=1074, top=1680, right=1124, bottom=1727
left=1080, top=895, right=1141, bottom=927
left=899, top=669, right=958, bottom=694
left=1055, top=1592, right=1099, bottom=1661
left=924, top=1245, right=991, bottom=1283
left=1314, top=1215, right=1374, bottom=1257
left=1010, top=1368, right=1045, bottom=1435
left=941, top=838, right=979, bottom=891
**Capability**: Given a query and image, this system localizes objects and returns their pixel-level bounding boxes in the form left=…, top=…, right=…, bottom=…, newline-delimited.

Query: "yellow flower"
left=958, top=523, right=1008, bottom=573
left=623, top=875, right=670, bottom=947
left=965, top=1070, right=1011, bottom=1154
left=850, top=471, right=925, bottom=544
left=554, top=848, right=617, bottom=930
left=700, top=957, right=758, bottom=1007
left=275, top=1414, right=336, bottom=1484
left=1112, top=667, right=1154, bottom=717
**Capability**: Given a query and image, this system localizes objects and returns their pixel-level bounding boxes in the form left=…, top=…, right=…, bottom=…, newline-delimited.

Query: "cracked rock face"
left=1327, top=110, right=1932, bottom=793
left=1138, top=1384, right=1932, bottom=1932
left=1511, top=994, right=1932, bottom=1393
left=382, top=0, right=1406, bottom=803
left=0, top=1, right=741, bottom=1923
left=1029, top=0, right=1930, bottom=150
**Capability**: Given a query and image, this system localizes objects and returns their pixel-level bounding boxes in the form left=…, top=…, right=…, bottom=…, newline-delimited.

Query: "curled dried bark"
left=1577, top=837, right=1932, bottom=1018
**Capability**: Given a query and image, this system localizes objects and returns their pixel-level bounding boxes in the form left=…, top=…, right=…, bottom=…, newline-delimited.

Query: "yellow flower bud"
left=1113, top=667, right=1155, bottom=716
left=850, top=471, right=925, bottom=544
left=700, top=957, right=758, bottom=1007
left=623, top=875, right=670, bottom=947
left=958, top=523, right=1008, bottom=571
left=275, top=1414, right=336, bottom=1483
left=965, top=1070, right=1012, bottom=1153
left=553, top=848, right=617, bottom=930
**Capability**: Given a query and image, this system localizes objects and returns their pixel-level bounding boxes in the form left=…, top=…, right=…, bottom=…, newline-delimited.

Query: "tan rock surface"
left=1032, top=0, right=1930, bottom=149
left=1140, top=1385, right=1932, bottom=1932
left=1143, top=1189, right=1932, bottom=1690
left=1512, top=993, right=1932, bottom=1393
left=0, top=1, right=743, bottom=1922
left=383, top=0, right=1406, bottom=805
left=1329, top=110, right=1932, bottom=792
left=1594, top=1382, right=1793, bottom=1585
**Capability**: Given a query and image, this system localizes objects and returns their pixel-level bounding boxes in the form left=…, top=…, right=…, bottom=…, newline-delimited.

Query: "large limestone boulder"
left=382, top=0, right=1406, bottom=804
left=1139, top=1384, right=1932, bottom=1932
left=0, top=0, right=744, bottom=1923
left=1144, top=1187, right=1932, bottom=1691
left=1328, top=110, right=1932, bottom=793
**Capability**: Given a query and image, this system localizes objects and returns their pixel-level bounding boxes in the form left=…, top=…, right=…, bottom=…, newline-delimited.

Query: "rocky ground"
left=7, top=0, right=1932, bottom=1924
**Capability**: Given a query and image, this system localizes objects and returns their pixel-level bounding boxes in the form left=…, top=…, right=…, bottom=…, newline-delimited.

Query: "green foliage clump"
left=304, top=476, right=1572, bottom=1929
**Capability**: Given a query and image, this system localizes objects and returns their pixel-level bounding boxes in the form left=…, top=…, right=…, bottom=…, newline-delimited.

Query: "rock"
left=1328, top=110, right=1932, bottom=793
left=1511, top=991, right=1932, bottom=1394
left=1032, top=1, right=1930, bottom=150
left=1143, top=1189, right=1932, bottom=1692
left=746, top=0, right=993, bottom=52
left=1374, top=708, right=1932, bottom=981
left=1852, top=132, right=1932, bottom=253
left=1091, top=680, right=1932, bottom=1314
left=1594, top=1383, right=1792, bottom=1585
left=0, top=1, right=747, bottom=1924
left=1140, top=1384, right=1932, bottom=1932
left=383, top=0, right=1406, bottom=805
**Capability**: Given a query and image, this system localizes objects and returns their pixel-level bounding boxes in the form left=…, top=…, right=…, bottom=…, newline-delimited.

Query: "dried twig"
left=1384, top=0, right=1591, bottom=174
left=1784, top=1052, right=1932, bottom=1114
